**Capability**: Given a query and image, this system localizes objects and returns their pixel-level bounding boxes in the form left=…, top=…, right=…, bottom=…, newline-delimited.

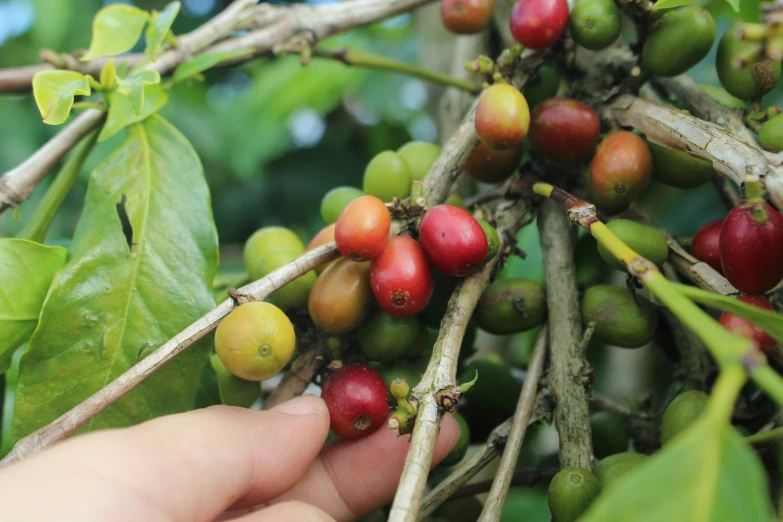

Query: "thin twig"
left=665, top=235, right=738, bottom=296
left=478, top=325, right=549, bottom=522
left=262, top=342, right=330, bottom=410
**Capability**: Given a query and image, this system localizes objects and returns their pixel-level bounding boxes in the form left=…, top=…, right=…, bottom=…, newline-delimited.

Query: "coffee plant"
left=4, top=0, right=783, bottom=520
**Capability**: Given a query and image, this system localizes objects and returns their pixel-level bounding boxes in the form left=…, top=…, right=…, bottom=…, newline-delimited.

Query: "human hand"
left=0, top=395, right=459, bottom=522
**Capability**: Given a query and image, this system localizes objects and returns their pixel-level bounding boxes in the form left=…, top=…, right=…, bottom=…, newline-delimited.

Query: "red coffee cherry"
left=370, top=236, right=434, bottom=317
left=719, top=296, right=776, bottom=353
left=529, top=98, right=601, bottom=163
left=441, top=0, right=494, bottom=34
left=464, top=143, right=523, bottom=183
left=475, top=84, right=530, bottom=150
left=510, top=0, right=570, bottom=50
left=588, top=131, right=653, bottom=214
left=321, top=363, right=389, bottom=439
left=720, top=203, right=783, bottom=294
left=690, top=219, right=723, bottom=274
left=419, top=204, right=488, bottom=277
left=335, top=195, right=390, bottom=262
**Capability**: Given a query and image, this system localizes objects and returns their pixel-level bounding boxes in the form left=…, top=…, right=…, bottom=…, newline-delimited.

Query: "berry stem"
left=745, top=426, right=783, bottom=447
left=744, top=175, right=769, bottom=223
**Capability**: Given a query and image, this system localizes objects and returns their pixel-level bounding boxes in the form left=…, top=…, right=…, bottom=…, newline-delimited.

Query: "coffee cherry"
left=335, top=195, right=390, bottom=262
left=464, top=143, right=523, bottom=183
left=475, top=84, right=531, bottom=150
left=255, top=249, right=317, bottom=310
left=649, top=142, right=714, bottom=189
left=717, top=24, right=781, bottom=100
left=642, top=6, right=716, bottom=77
left=210, top=353, right=261, bottom=407
left=477, top=218, right=500, bottom=261
left=581, top=285, right=658, bottom=348
left=440, top=412, right=471, bottom=466
left=595, top=452, right=648, bottom=489
left=358, top=310, right=426, bottom=363
left=215, top=302, right=296, bottom=381
left=529, top=98, right=601, bottom=163
left=309, top=258, right=372, bottom=334
left=363, top=151, right=412, bottom=202
left=244, top=227, right=305, bottom=280
left=320, top=186, right=363, bottom=224
left=379, top=358, right=428, bottom=391
left=719, top=296, right=777, bottom=353
left=597, top=219, right=669, bottom=271
left=419, top=205, right=488, bottom=277
left=759, top=113, right=783, bottom=152
left=570, top=0, right=622, bottom=51
left=660, top=390, right=709, bottom=446
left=720, top=203, right=783, bottom=294
left=398, top=141, right=442, bottom=181
left=440, top=0, right=494, bottom=35
left=591, top=412, right=629, bottom=459
left=547, top=467, right=601, bottom=522
left=510, top=0, right=569, bottom=50
left=588, top=131, right=652, bottom=214
left=322, top=363, right=389, bottom=439
left=475, top=278, right=547, bottom=334
left=523, top=63, right=563, bottom=110
left=307, top=223, right=336, bottom=274
left=459, top=356, right=521, bottom=414
left=690, top=219, right=723, bottom=274
left=370, top=236, right=434, bottom=317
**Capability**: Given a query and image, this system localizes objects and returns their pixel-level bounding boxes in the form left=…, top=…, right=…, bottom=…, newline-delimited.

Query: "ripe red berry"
left=441, top=0, right=494, bottom=34
left=371, top=236, right=434, bottom=317
left=475, top=84, right=531, bottom=150
left=588, top=131, right=652, bottom=214
left=335, top=195, right=390, bottom=262
left=464, top=143, right=523, bottom=183
left=690, top=219, right=723, bottom=274
left=529, top=98, right=601, bottom=163
left=419, top=204, right=488, bottom=277
left=321, top=363, right=389, bottom=439
left=719, top=296, right=777, bottom=353
left=720, top=204, right=783, bottom=294
left=510, top=0, right=570, bottom=50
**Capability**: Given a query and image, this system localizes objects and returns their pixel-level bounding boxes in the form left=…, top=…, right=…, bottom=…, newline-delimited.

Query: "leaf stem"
left=745, top=426, right=783, bottom=446
left=706, top=365, right=746, bottom=424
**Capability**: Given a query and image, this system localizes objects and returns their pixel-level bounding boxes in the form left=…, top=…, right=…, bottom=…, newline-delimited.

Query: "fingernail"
left=270, top=394, right=325, bottom=416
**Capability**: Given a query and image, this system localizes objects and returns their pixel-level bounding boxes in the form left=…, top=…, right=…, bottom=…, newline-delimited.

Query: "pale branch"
left=538, top=199, right=594, bottom=470
left=0, top=0, right=437, bottom=215
left=589, top=393, right=655, bottom=421
left=477, top=326, right=549, bottom=522
left=0, top=243, right=341, bottom=467
left=417, top=392, right=554, bottom=519
left=665, top=235, right=738, bottom=296
left=262, top=341, right=330, bottom=410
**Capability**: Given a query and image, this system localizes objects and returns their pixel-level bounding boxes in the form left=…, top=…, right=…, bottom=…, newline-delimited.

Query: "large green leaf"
left=99, top=83, right=169, bottom=142
left=81, top=4, right=149, bottom=61
left=13, top=115, right=218, bottom=442
left=145, top=1, right=180, bottom=61
left=172, top=48, right=255, bottom=83
left=673, top=283, right=783, bottom=344
left=581, top=416, right=772, bottom=522
left=32, top=71, right=91, bottom=125
left=0, top=240, right=68, bottom=374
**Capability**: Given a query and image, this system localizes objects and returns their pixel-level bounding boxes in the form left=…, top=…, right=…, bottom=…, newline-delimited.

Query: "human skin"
left=0, top=395, right=459, bottom=522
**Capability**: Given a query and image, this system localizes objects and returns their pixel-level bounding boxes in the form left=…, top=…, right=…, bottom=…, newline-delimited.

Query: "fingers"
left=272, top=413, right=460, bottom=521
left=0, top=395, right=330, bottom=522
left=230, top=501, right=334, bottom=522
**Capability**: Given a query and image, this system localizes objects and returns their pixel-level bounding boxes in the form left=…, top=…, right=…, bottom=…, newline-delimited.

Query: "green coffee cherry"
left=358, top=310, right=426, bottom=363
left=699, top=84, right=747, bottom=109
left=459, top=356, right=521, bottom=414
left=642, top=6, right=716, bottom=77
left=523, top=63, right=563, bottom=110
left=363, top=150, right=412, bottom=202
left=445, top=193, right=467, bottom=209
left=210, top=353, right=260, bottom=408
left=759, top=113, right=783, bottom=152
left=547, top=467, right=601, bottom=522
left=244, top=227, right=305, bottom=280
left=649, top=142, right=714, bottom=189
left=581, top=285, right=658, bottom=348
left=717, top=24, right=781, bottom=100
left=320, top=186, right=363, bottom=224
left=440, top=412, right=470, bottom=466
left=379, top=358, right=428, bottom=391
left=255, top=249, right=317, bottom=310
left=570, top=0, right=622, bottom=51
left=477, top=218, right=500, bottom=262
left=660, top=390, right=709, bottom=445
left=397, top=141, right=441, bottom=181
left=591, top=411, right=629, bottom=459
left=596, top=219, right=669, bottom=271
left=475, top=278, right=547, bottom=335
left=596, top=452, right=648, bottom=489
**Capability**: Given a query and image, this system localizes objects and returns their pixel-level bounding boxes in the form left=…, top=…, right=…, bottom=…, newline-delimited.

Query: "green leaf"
left=32, top=70, right=91, bottom=125
left=81, top=4, right=149, bottom=61
left=172, top=48, right=255, bottom=83
left=580, top=416, right=772, bottom=522
left=673, top=283, right=783, bottom=344
left=652, top=0, right=696, bottom=11
left=145, top=2, right=180, bottom=61
left=0, top=239, right=68, bottom=374
left=117, top=69, right=162, bottom=115
left=12, top=115, right=219, bottom=442
left=99, top=59, right=117, bottom=90
left=725, top=0, right=741, bottom=12
left=99, top=83, right=168, bottom=142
